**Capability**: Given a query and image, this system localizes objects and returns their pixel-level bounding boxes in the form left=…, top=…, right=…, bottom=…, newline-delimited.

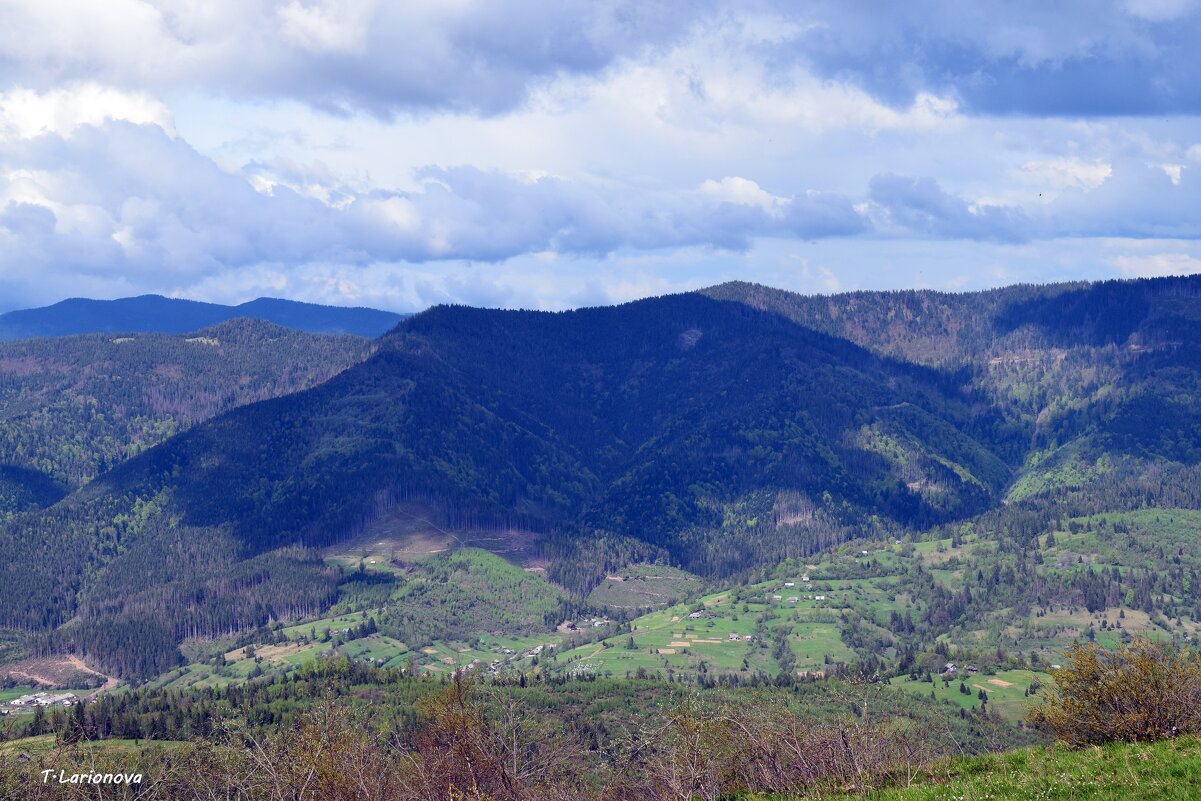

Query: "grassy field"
left=889, top=668, right=1051, bottom=723
left=557, top=575, right=865, bottom=678
left=0, top=735, right=191, bottom=756
left=585, top=563, right=703, bottom=609
left=0, top=686, right=37, bottom=703
left=805, top=736, right=1201, bottom=801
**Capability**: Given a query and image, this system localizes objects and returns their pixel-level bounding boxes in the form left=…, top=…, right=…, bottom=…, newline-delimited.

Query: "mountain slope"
left=0, top=295, right=408, bottom=340
left=0, top=294, right=1012, bottom=674
left=0, top=319, right=375, bottom=508
left=705, top=276, right=1201, bottom=500
left=109, top=294, right=1009, bottom=556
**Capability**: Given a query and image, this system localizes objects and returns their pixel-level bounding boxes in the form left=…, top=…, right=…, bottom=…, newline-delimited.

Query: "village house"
left=9, top=692, right=47, bottom=707
left=9, top=692, right=76, bottom=708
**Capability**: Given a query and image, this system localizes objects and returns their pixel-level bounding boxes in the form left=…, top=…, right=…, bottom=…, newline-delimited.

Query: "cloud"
left=760, top=0, right=1201, bottom=116
left=699, top=177, right=788, bottom=216
left=1017, top=158, right=1113, bottom=193
left=0, top=121, right=346, bottom=279
left=1046, top=159, right=1201, bottom=238
left=0, top=84, right=174, bottom=140
left=1122, top=0, right=1199, bottom=21
left=1113, top=252, right=1201, bottom=276
left=2, top=115, right=871, bottom=299
left=867, top=174, right=1030, bottom=241
left=0, top=0, right=710, bottom=117
left=345, top=167, right=865, bottom=260
left=5, top=109, right=1199, bottom=311
left=2, top=2, right=1196, bottom=118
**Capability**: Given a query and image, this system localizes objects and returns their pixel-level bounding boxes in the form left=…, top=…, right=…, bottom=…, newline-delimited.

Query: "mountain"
left=705, top=277, right=1201, bottom=499
left=4, top=276, right=1201, bottom=679
left=0, top=318, right=375, bottom=514
left=104, top=293, right=1011, bottom=552
left=0, top=293, right=1012, bottom=675
left=0, top=295, right=408, bottom=340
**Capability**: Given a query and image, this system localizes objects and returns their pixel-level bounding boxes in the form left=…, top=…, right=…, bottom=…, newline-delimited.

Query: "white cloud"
left=0, top=0, right=706, bottom=116
left=698, top=177, right=788, bottom=217
left=1157, top=163, right=1184, bottom=185
left=1121, top=0, right=1199, bottom=21
left=1016, top=158, right=1112, bottom=194
left=277, top=0, right=375, bottom=54
left=581, top=19, right=963, bottom=141
left=0, top=84, right=174, bottom=141
left=1113, top=252, right=1201, bottom=277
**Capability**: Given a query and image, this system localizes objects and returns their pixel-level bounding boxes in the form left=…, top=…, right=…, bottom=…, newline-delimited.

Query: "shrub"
left=1028, top=637, right=1201, bottom=746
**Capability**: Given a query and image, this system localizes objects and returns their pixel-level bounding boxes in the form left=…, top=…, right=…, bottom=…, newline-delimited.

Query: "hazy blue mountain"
left=0, top=294, right=408, bottom=340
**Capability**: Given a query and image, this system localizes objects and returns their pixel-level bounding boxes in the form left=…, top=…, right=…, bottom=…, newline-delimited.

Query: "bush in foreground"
left=1028, top=637, right=1201, bottom=746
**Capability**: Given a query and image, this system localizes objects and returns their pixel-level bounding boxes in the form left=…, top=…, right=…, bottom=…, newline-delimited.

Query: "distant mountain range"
left=0, top=295, right=409, bottom=340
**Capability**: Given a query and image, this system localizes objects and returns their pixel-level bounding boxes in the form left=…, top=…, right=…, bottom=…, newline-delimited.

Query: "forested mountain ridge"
left=4, top=276, right=1201, bottom=679
left=703, top=277, right=1201, bottom=367
left=0, top=319, right=375, bottom=514
left=0, top=294, right=408, bottom=340
left=706, top=277, right=1201, bottom=498
left=101, top=294, right=1011, bottom=557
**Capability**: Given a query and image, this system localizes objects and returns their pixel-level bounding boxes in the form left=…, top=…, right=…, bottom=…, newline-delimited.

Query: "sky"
left=0, top=1, right=1199, bottom=312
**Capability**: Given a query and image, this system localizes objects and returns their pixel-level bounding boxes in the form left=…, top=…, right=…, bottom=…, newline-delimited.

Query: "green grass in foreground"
left=792, top=736, right=1201, bottom=801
